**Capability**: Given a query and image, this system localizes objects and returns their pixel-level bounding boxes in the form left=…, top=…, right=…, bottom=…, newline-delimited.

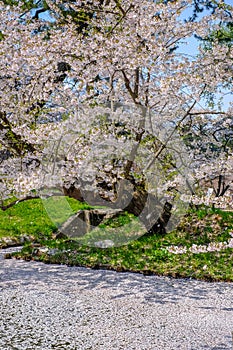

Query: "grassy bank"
left=1, top=198, right=233, bottom=282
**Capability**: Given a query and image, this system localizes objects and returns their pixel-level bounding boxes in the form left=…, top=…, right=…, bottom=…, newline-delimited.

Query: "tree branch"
left=1, top=195, right=40, bottom=211
left=0, top=112, right=36, bottom=155
left=32, top=8, right=48, bottom=20
left=121, top=69, right=141, bottom=105
left=189, top=111, right=226, bottom=116
left=134, top=67, right=139, bottom=98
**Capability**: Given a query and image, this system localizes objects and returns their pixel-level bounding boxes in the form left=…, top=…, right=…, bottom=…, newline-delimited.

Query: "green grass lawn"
left=1, top=197, right=233, bottom=282
left=0, top=197, right=91, bottom=238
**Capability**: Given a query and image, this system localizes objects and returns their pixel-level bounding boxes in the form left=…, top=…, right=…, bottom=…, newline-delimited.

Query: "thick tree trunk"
left=123, top=187, right=172, bottom=235
left=63, top=182, right=172, bottom=236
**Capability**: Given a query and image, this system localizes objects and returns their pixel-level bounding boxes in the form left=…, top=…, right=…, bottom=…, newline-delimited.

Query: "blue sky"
left=177, top=2, right=233, bottom=111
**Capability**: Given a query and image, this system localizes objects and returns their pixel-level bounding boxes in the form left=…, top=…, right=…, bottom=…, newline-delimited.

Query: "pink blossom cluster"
left=167, top=232, right=233, bottom=254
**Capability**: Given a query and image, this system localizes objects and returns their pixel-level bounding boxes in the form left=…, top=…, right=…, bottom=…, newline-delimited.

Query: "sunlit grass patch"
left=76, top=213, right=146, bottom=247
left=42, top=195, right=92, bottom=226
left=0, top=197, right=91, bottom=239
left=1, top=200, right=233, bottom=281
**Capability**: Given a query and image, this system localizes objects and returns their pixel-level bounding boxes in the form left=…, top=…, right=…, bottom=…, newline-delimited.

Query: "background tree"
left=182, top=4, right=233, bottom=206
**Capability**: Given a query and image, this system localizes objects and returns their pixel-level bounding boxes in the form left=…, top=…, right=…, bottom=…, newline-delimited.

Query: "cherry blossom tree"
left=0, top=0, right=232, bottom=235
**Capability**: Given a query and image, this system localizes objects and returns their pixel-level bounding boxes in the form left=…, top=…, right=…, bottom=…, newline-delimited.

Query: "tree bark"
left=63, top=181, right=172, bottom=236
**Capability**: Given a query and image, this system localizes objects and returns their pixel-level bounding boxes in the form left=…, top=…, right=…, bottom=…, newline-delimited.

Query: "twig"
left=1, top=196, right=40, bottom=211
